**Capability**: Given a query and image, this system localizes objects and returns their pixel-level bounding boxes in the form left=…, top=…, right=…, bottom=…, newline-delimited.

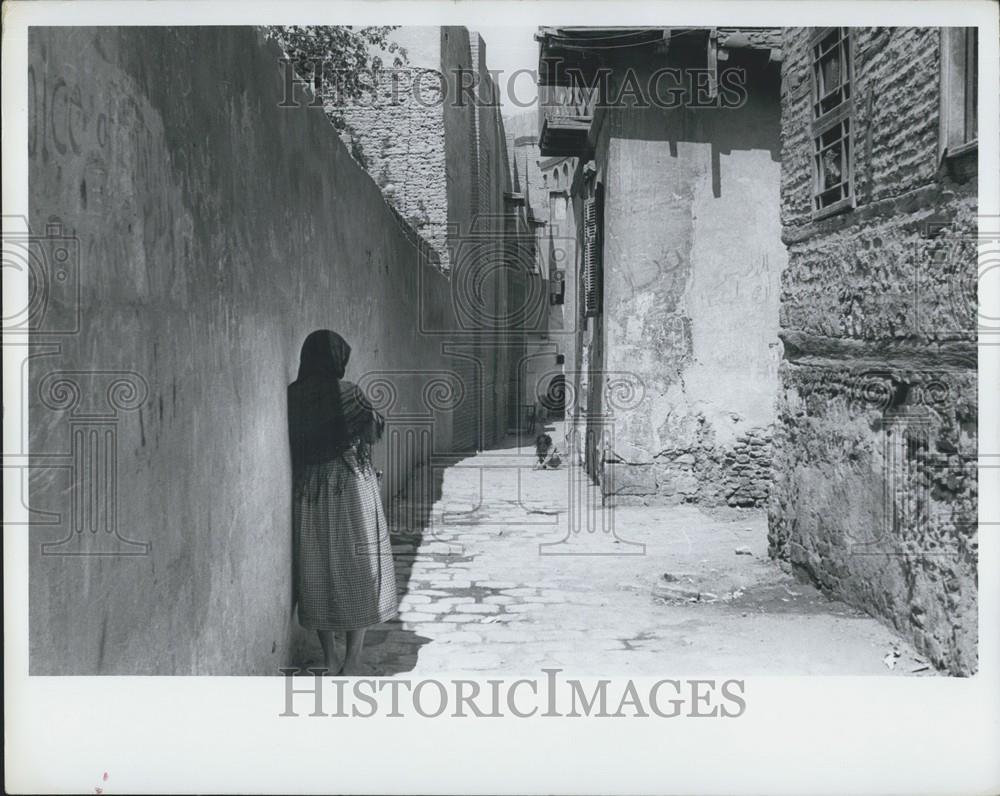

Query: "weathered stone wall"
left=506, top=111, right=551, bottom=355
left=592, top=53, right=786, bottom=506
left=648, top=423, right=775, bottom=506
left=771, top=27, right=978, bottom=674
left=27, top=26, right=471, bottom=674
left=503, top=207, right=539, bottom=429
left=332, top=26, right=526, bottom=452
left=437, top=26, right=483, bottom=451
left=503, top=113, right=576, bottom=416
left=333, top=27, right=452, bottom=271
left=468, top=31, right=513, bottom=447
left=537, top=154, right=580, bottom=410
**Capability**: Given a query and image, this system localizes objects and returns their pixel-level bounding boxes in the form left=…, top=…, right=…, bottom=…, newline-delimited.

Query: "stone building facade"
left=537, top=26, right=979, bottom=675
left=504, top=111, right=579, bottom=427
left=537, top=153, right=580, bottom=424
left=537, top=27, right=787, bottom=506
left=769, top=27, right=979, bottom=675
left=329, top=27, right=468, bottom=273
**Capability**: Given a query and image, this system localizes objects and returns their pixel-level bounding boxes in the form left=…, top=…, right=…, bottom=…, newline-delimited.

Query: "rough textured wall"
left=508, top=116, right=550, bottom=353
left=597, top=57, right=786, bottom=506
left=467, top=32, right=512, bottom=446
left=28, top=26, right=461, bottom=675
left=441, top=26, right=476, bottom=251
left=503, top=113, right=571, bottom=414
left=333, top=26, right=524, bottom=452
left=770, top=27, right=978, bottom=674
left=504, top=209, right=537, bottom=428
left=436, top=26, right=482, bottom=450
left=334, top=27, right=452, bottom=272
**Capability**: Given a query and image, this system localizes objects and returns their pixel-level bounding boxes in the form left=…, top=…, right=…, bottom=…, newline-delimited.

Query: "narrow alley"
left=23, top=25, right=977, bottom=681
left=11, top=15, right=991, bottom=795
left=297, top=422, right=930, bottom=677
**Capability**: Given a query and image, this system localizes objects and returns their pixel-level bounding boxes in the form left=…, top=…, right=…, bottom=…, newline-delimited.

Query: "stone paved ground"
left=297, top=424, right=935, bottom=677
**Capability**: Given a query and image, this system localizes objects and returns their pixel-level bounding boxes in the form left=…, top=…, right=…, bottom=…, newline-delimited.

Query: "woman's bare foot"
left=338, top=628, right=369, bottom=676
left=339, top=659, right=360, bottom=676
left=339, top=659, right=377, bottom=676
left=302, top=659, right=338, bottom=674
left=316, top=630, right=339, bottom=675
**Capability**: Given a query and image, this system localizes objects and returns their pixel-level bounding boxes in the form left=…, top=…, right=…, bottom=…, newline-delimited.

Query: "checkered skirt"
left=293, top=448, right=398, bottom=631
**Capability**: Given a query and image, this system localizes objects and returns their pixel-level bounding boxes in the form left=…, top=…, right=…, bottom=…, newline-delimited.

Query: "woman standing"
left=288, top=330, right=397, bottom=675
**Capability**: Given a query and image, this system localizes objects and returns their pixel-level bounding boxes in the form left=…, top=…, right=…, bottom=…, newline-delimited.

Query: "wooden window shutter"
left=582, top=191, right=601, bottom=317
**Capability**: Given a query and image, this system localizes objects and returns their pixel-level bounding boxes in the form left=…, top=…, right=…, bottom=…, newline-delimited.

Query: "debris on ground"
left=661, top=572, right=697, bottom=583
left=882, top=648, right=901, bottom=670
left=907, top=654, right=931, bottom=673
left=653, top=582, right=701, bottom=601
left=734, top=546, right=753, bottom=556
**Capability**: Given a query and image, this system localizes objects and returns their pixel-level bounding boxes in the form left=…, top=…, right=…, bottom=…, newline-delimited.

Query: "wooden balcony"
left=539, top=84, right=596, bottom=157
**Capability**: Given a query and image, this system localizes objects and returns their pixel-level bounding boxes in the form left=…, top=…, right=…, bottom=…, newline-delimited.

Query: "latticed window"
left=810, top=27, right=854, bottom=216
left=582, top=187, right=602, bottom=318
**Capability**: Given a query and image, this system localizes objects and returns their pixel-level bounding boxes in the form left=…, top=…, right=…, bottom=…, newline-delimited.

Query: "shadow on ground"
left=290, top=420, right=934, bottom=677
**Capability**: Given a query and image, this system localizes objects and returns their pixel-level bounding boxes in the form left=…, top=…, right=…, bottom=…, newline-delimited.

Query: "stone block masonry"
left=332, top=28, right=525, bottom=452
left=719, top=426, right=774, bottom=508
left=332, top=27, right=480, bottom=277
left=612, top=423, right=774, bottom=508
left=332, top=52, right=451, bottom=270
left=769, top=27, right=978, bottom=675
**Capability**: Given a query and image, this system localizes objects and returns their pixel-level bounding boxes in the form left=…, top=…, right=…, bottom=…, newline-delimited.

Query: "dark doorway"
left=542, top=374, right=567, bottom=419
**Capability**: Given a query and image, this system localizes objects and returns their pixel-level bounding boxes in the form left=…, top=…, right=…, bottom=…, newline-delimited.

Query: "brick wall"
left=332, top=27, right=530, bottom=454
left=333, top=27, right=454, bottom=272
left=770, top=27, right=978, bottom=674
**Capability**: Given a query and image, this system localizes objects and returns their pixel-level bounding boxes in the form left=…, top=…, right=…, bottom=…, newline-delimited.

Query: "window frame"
left=939, top=27, right=978, bottom=163
left=809, top=27, right=856, bottom=219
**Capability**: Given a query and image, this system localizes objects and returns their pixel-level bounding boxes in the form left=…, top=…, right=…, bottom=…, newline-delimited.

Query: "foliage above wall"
left=264, top=26, right=409, bottom=166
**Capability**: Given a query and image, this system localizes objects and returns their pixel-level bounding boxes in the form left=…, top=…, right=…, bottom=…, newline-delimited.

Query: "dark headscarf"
left=295, top=329, right=351, bottom=382
left=287, top=330, right=383, bottom=475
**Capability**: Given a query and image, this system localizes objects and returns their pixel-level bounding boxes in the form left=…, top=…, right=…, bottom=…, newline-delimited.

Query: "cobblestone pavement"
left=298, top=425, right=933, bottom=677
